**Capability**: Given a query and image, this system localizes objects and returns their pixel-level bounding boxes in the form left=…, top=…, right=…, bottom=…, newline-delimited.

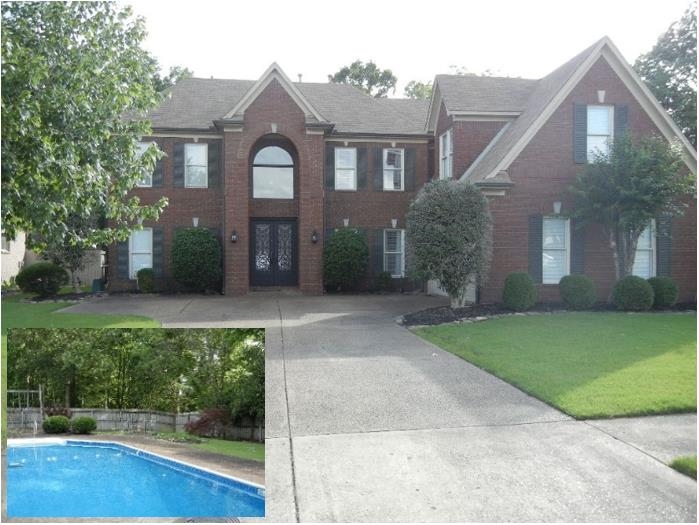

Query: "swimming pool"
left=7, top=439, right=265, bottom=518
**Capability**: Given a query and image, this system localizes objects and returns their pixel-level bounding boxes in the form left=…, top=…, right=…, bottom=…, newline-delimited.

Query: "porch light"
left=230, top=230, right=238, bottom=243
left=553, top=201, right=562, bottom=215
left=311, top=230, right=318, bottom=243
left=192, top=217, right=199, bottom=227
left=343, top=218, right=350, bottom=227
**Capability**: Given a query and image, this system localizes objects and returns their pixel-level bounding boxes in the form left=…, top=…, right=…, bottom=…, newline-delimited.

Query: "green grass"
left=670, top=455, right=697, bottom=479
left=192, top=437, right=265, bottom=462
left=415, top=312, right=696, bottom=419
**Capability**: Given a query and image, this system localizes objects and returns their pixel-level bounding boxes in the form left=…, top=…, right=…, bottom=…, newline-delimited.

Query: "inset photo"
left=4, top=328, right=265, bottom=520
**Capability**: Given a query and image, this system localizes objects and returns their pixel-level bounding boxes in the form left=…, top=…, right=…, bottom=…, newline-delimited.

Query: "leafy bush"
left=16, top=262, right=68, bottom=297
left=323, top=229, right=369, bottom=291
left=559, top=274, right=596, bottom=310
left=42, top=415, right=71, bottom=434
left=136, top=268, right=155, bottom=293
left=2, top=276, right=18, bottom=291
left=375, top=271, right=393, bottom=292
left=612, top=276, right=654, bottom=311
left=44, top=406, right=72, bottom=418
left=647, top=277, right=679, bottom=309
left=171, top=228, right=222, bottom=292
left=185, top=408, right=231, bottom=439
left=503, top=272, right=538, bottom=311
left=70, top=416, right=97, bottom=434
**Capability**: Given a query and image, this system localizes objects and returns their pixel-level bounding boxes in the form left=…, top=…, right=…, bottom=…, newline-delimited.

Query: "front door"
left=250, top=219, right=298, bottom=287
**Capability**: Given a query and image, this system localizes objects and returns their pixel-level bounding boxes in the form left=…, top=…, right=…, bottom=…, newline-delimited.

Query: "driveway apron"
left=62, top=294, right=697, bottom=522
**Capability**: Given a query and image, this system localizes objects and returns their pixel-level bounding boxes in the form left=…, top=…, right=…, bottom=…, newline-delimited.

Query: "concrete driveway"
left=64, top=294, right=697, bottom=522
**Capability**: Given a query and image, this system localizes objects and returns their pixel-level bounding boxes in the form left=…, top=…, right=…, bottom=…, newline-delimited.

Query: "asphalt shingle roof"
left=436, top=75, right=538, bottom=113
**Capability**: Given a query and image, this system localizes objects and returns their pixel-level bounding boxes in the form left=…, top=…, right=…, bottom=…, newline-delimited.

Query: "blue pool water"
left=7, top=440, right=265, bottom=518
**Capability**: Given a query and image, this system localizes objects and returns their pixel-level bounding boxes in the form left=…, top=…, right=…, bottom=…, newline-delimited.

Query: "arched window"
left=252, top=146, right=294, bottom=199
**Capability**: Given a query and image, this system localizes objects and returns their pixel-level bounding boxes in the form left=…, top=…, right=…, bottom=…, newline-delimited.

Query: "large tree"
left=329, top=60, right=397, bottom=98
left=152, top=65, right=193, bottom=93
left=407, top=180, right=492, bottom=307
left=404, top=80, right=433, bottom=100
left=634, top=2, right=697, bottom=147
left=1, top=2, right=167, bottom=250
left=571, top=133, right=693, bottom=279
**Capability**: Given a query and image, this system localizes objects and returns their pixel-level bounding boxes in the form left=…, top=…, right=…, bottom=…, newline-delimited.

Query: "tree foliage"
left=634, top=2, right=697, bottom=146
left=407, top=180, right=493, bottom=307
left=152, top=65, right=193, bottom=93
left=1, top=2, right=167, bottom=249
left=404, top=80, right=433, bottom=100
left=329, top=60, right=397, bottom=98
left=571, top=133, right=693, bottom=279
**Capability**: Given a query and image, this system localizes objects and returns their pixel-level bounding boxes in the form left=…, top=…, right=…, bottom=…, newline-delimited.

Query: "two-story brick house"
left=109, top=37, right=697, bottom=303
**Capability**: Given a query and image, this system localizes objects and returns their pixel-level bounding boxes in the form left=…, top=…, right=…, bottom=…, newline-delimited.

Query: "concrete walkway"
left=64, top=294, right=697, bottom=522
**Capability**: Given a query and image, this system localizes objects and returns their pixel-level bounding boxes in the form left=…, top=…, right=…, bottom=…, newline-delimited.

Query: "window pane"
left=542, top=251, right=566, bottom=283
left=253, top=166, right=294, bottom=199
left=131, top=254, right=152, bottom=275
left=335, top=148, right=356, bottom=169
left=137, top=142, right=150, bottom=157
left=384, top=149, right=402, bottom=169
left=587, top=135, right=609, bottom=160
left=632, top=251, right=652, bottom=278
left=254, top=146, right=293, bottom=166
left=335, top=168, right=356, bottom=190
left=185, top=143, right=207, bottom=166
left=543, top=219, right=566, bottom=249
left=131, top=229, right=152, bottom=253
left=385, top=253, right=401, bottom=276
left=637, top=225, right=652, bottom=249
left=138, top=172, right=153, bottom=187
left=385, top=230, right=402, bottom=252
left=587, top=106, right=611, bottom=135
left=186, top=165, right=208, bottom=187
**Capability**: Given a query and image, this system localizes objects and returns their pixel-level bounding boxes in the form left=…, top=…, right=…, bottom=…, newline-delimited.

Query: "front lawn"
left=192, top=438, right=265, bottom=462
left=415, top=312, right=696, bottom=419
left=670, top=455, right=697, bottom=479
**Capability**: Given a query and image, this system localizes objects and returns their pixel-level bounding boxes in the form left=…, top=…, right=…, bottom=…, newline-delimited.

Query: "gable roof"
left=458, top=37, right=697, bottom=183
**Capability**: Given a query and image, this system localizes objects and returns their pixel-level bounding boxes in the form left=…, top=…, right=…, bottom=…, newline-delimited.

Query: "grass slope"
left=670, top=455, right=697, bottom=479
left=416, top=312, right=696, bottom=419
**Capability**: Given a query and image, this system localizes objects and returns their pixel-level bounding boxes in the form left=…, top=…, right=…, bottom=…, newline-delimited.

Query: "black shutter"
left=357, top=148, right=368, bottom=189
left=325, top=144, right=335, bottom=189
left=656, top=215, right=672, bottom=277
left=614, top=105, right=628, bottom=139
left=116, top=240, right=129, bottom=279
left=152, top=228, right=164, bottom=278
left=373, top=229, right=384, bottom=275
left=404, top=148, right=416, bottom=191
left=373, top=147, right=383, bottom=191
left=324, top=228, right=335, bottom=248
left=208, top=142, right=221, bottom=188
left=173, top=143, right=185, bottom=187
left=573, top=103, right=587, bottom=164
left=570, top=219, right=585, bottom=274
left=152, top=158, right=164, bottom=187
left=528, top=215, right=543, bottom=284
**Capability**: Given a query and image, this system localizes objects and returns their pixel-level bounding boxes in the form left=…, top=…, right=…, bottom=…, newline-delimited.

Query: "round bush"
left=502, top=272, right=538, bottom=311
left=70, top=416, right=97, bottom=434
left=171, top=228, right=222, bottom=292
left=559, top=274, right=596, bottom=310
left=16, top=262, right=68, bottom=297
left=42, top=415, right=70, bottom=434
left=647, top=276, right=678, bottom=309
left=612, top=276, right=654, bottom=311
left=323, top=229, right=369, bottom=291
left=136, top=267, right=155, bottom=293
left=375, top=271, right=393, bottom=292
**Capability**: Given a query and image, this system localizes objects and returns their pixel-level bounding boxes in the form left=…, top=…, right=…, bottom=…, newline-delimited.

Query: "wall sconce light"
left=391, top=218, right=398, bottom=228
left=137, top=217, right=144, bottom=226
left=311, top=230, right=318, bottom=243
left=230, top=230, right=238, bottom=243
left=597, top=90, right=606, bottom=103
left=192, top=217, right=199, bottom=227
left=343, top=218, right=350, bottom=227
left=553, top=201, right=562, bottom=215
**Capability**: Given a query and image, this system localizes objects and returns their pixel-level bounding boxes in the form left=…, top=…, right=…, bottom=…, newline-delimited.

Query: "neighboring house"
left=1, top=232, right=27, bottom=283
left=108, top=37, right=697, bottom=303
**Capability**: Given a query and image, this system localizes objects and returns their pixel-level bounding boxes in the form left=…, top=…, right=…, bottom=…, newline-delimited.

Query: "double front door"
left=250, top=219, right=298, bottom=287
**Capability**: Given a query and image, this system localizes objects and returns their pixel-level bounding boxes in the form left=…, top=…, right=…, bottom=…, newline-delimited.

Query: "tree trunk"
left=70, top=270, right=81, bottom=293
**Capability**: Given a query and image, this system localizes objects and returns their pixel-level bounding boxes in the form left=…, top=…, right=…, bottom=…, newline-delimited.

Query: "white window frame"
left=334, top=147, right=357, bottom=191
left=384, top=229, right=405, bottom=278
left=383, top=148, right=404, bottom=191
left=586, top=105, right=614, bottom=162
left=542, top=217, right=570, bottom=284
left=136, top=142, right=153, bottom=188
left=128, top=228, right=153, bottom=280
left=185, top=143, right=208, bottom=188
left=439, top=129, right=453, bottom=180
left=632, top=220, right=656, bottom=279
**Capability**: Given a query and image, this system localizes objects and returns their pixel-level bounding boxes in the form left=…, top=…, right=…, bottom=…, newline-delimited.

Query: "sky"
left=124, top=0, right=691, bottom=96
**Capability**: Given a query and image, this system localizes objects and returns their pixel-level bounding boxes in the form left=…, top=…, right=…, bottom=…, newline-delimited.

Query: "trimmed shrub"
left=171, top=228, right=222, bottom=293
left=612, top=276, right=654, bottom=311
left=136, top=268, right=155, bottom=293
left=323, top=229, right=369, bottom=291
left=647, top=276, right=679, bottom=309
left=375, top=271, right=393, bottom=292
left=559, top=274, right=596, bottom=310
left=42, top=415, right=70, bottom=434
left=185, top=408, right=231, bottom=439
left=16, top=262, right=68, bottom=297
left=503, top=272, right=538, bottom=311
left=70, top=416, right=97, bottom=434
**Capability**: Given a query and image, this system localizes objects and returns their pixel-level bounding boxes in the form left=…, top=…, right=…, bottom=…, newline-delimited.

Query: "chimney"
left=297, top=73, right=303, bottom=83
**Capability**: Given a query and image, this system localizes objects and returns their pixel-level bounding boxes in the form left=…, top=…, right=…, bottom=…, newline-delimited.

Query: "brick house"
left=109, top=37, right=697, bottom=303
